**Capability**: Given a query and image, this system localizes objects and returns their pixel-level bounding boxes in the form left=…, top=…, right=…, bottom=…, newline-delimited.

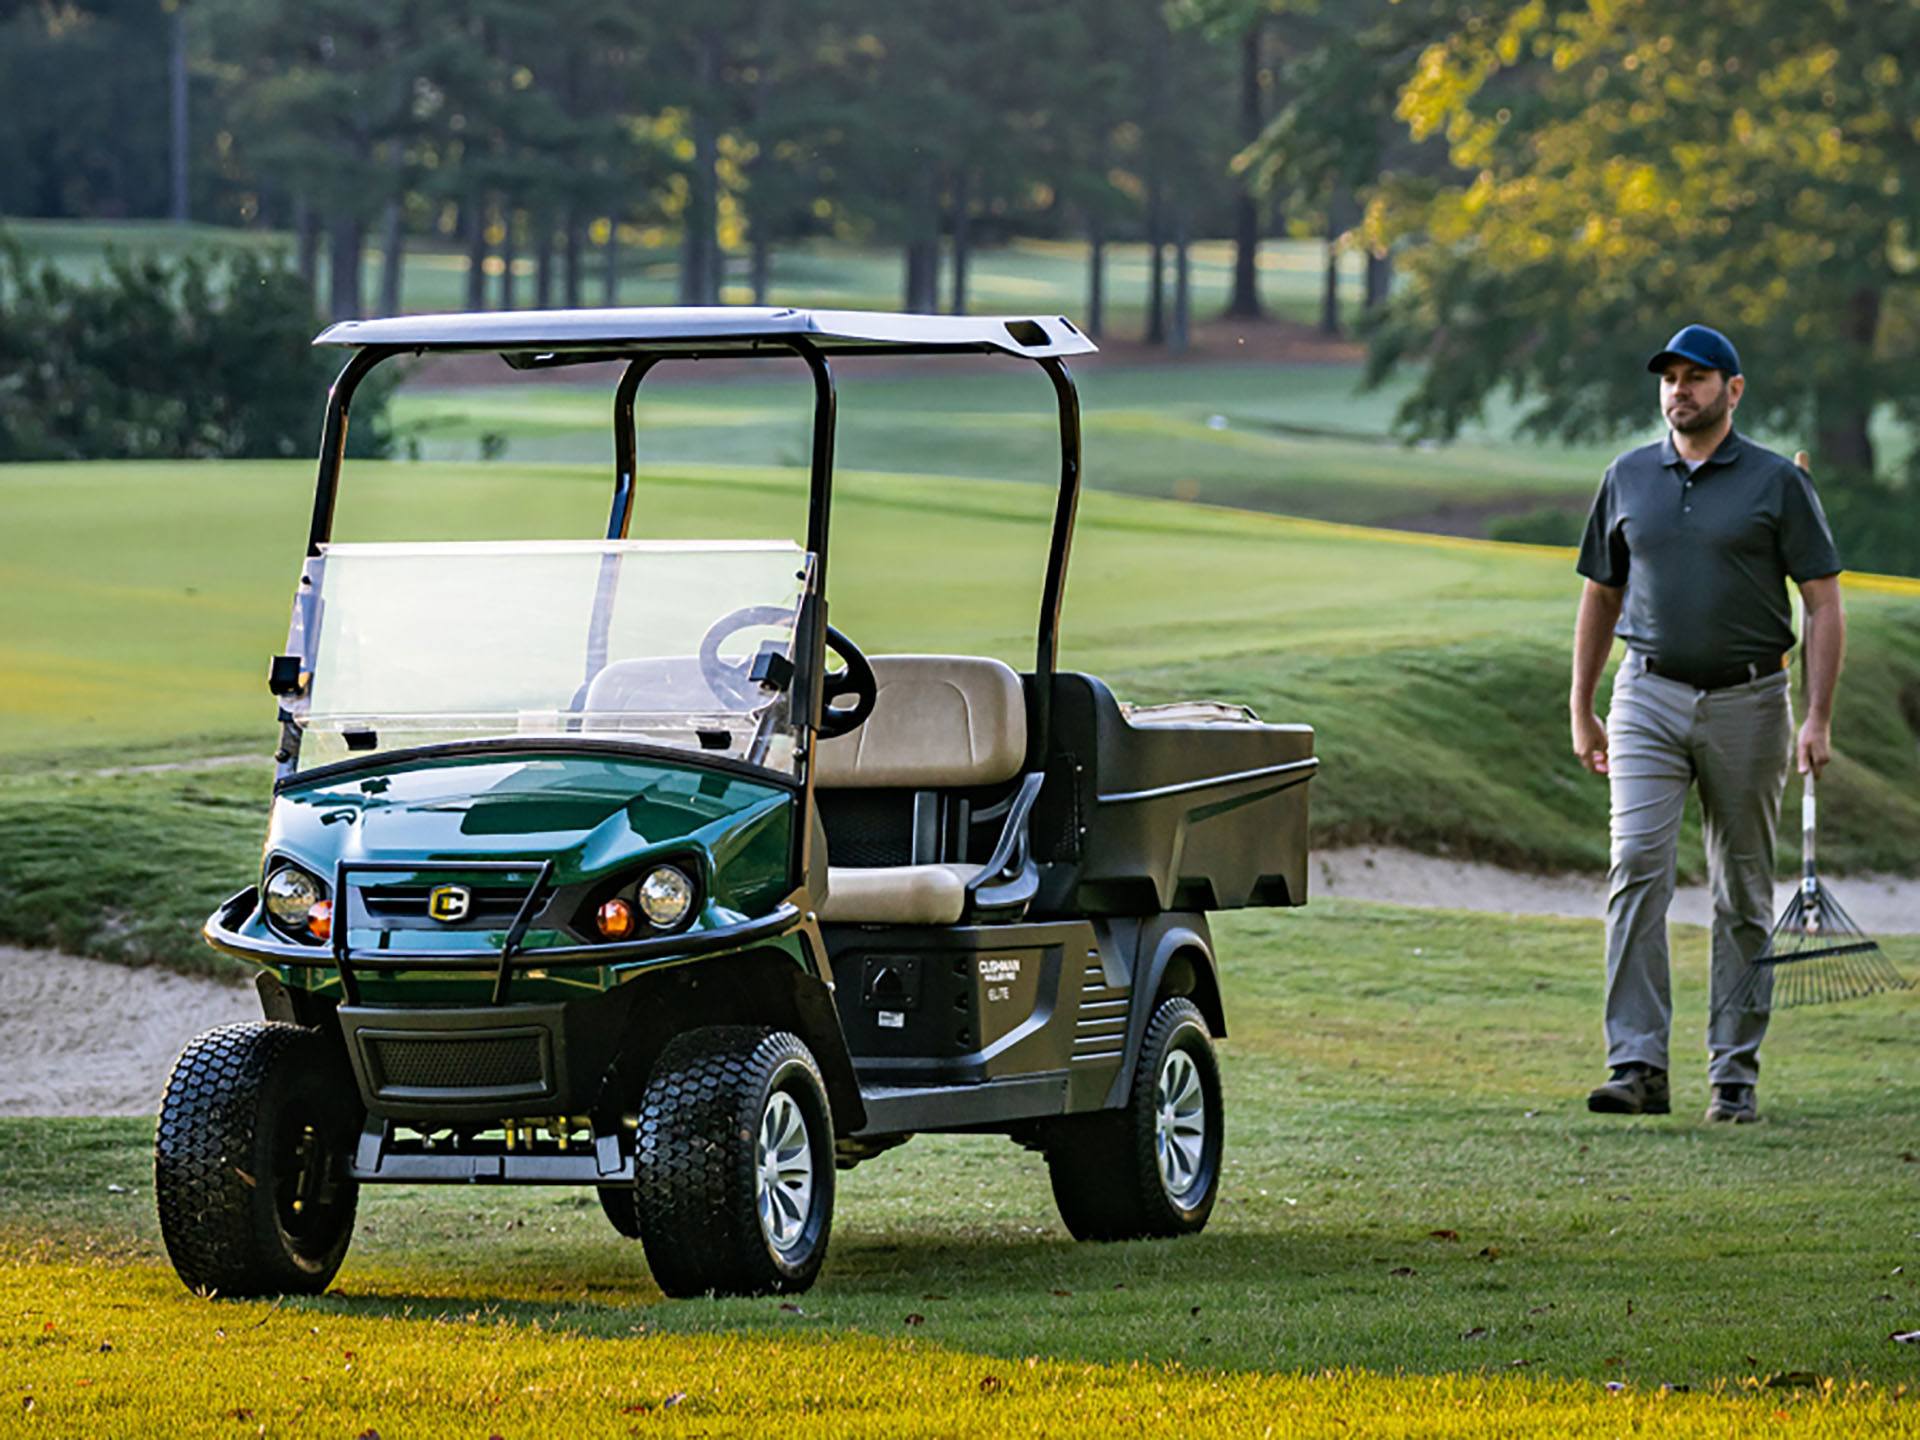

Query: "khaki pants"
left=1603, top=653, right=1792, bottom=1085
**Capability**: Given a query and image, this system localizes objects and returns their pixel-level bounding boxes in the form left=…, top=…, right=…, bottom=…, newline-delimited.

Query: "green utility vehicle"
left=156, top=308, right=1316, bottom=1298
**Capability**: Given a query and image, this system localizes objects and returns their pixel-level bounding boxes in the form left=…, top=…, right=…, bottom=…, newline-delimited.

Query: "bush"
left=1486, top=506, right=1583, bottom=547
left=0, top=236, right=392, bottom=461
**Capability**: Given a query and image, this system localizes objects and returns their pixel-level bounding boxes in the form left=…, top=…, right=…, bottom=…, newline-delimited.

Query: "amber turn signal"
left=306, top=899, right=333, bottom=940
left=596, top=898, right=636, bottom=940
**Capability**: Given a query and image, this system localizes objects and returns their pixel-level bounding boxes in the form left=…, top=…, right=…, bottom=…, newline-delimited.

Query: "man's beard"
left=1667, top=389, right=1730, bottom=435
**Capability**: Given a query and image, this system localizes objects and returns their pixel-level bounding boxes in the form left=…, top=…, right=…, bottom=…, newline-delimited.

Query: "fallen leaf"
left=1387, top=1266, right=1417, bottom=1278
left=1603, top=1356, right=1624, bottom=1368
left=1901, top=1152, right=1917, bottom=1163
left=228, top=1409, right=254, bottom=1421
left=356, top=1430, right=380, bottom=1440
left=979, top=1375, right=1004, bottom=1394
left=1479, top=1246, right=1502, bottom=1260
left=1528, top=1304, right=1554, bottom=1315
left=1874, top=1294, right=1896, bottom=1303
left=920, top=1294, right=948, bottom=1302
left=1050, top=1290, right=1071, bottom=1298
left=1189, top=1306, right=1202, bottom=1317
left=903, top=1313, right=925, bottom=1327
left=778, top=1303, right=803, bottom=1315
left=1461, top=1327, right=1489, bottom=1341
left=1892, top=1331, right=1920, bottom=1344
left=1427, top=1229, right=1459, bottom=1242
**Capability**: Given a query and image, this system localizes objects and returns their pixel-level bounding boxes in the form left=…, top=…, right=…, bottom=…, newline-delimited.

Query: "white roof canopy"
left=313, top=306, right=1098, bottom=360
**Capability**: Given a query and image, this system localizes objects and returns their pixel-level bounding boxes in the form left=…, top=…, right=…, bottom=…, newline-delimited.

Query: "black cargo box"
left=1028, top=672, right=1314, bottom=917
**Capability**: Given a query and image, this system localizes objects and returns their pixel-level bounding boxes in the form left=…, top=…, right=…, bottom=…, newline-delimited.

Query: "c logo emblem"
left=428, top=885, right=472, bottom=923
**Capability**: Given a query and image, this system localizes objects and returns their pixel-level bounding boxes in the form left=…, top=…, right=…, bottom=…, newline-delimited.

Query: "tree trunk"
left=1085, top=219, right=1105, bottom=341
left=1319, top=211, right=1341, bottom=337
left=1814, top=287, right=1882, bottom=484
left=464, top=196, right=488, bottom=311
left=902, top=171, right=941, bottom=312
left=499, top=206, right=517, bottom=310
left=168, top=6, right=189, bottom=224
left=1364, top=247, right=1393, bottom=313
left=326, top=214, right=364, bottom=322
left=378, top=198, right=404, bottom=315
left=535, top=213, right=554, bottom=309
left=1225, top=20, right=1265, bottom=320
left=750, top=233, right=772, bottom=306
left=949, top=170, right=971, bottom=315
left=603, top=215, right=620, bottom=306
left=1145, top=188, right=1167, bottom=346
left=563, top=204, right=583, bottom=308
left=293, top=195, right=320, bottom=294
left=1170, top=213, right=1191, bottom=354
left=679, top=33, right=721, bottom=306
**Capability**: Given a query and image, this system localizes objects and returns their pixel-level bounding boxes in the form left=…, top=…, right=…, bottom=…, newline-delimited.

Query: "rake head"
left=1727, top=878, right=1909, bottom=1015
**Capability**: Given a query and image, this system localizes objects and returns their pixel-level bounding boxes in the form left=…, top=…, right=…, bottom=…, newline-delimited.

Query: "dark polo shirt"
left=1576, top=429, right=1841, bottom=675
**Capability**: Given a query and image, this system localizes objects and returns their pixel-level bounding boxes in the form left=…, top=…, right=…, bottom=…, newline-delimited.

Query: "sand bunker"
left=2, top=850, right=1913, bottom=1117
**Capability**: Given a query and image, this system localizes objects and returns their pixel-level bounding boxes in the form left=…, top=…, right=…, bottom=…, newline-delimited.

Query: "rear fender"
left=1105, top=914, right=1223, bottom=1109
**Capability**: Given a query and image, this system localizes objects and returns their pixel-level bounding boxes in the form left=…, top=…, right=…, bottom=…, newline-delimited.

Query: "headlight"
left=264, top=865, right=324, bottom=934
left=637, top=866, right=694, bottom=928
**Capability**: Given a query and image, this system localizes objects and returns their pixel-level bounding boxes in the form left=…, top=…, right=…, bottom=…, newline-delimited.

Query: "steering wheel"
left=696, top=606, right=877, bottom=738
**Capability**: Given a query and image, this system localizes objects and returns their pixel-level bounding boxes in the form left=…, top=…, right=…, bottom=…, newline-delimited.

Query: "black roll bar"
left=1032, top=357, right=1083, bottom=764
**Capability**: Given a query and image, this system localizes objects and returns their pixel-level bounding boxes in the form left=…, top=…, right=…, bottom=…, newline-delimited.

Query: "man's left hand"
left=1797, top=716, right=1832, bottom=777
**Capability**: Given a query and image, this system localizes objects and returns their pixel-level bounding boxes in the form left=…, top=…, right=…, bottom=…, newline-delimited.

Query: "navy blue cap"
left=1647, top=323, right=1740, bottom=377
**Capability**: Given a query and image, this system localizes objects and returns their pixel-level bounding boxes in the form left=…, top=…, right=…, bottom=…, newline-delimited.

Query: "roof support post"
left=306, top=347, right=399, bottom=557
left=1033, top=357, right=1083, bottom=763
left=607, top=357, right=659, bottom=540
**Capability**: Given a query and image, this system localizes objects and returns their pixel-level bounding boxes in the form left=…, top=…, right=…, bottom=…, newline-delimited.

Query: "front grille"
left=360, top=884, right=536, bottom=923
left=366, top=1033, right=547, bottom=1093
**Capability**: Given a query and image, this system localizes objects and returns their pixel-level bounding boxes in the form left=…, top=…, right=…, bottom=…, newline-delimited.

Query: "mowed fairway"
left=5, top=457, right=1920, bottom=972
left=5, top=902, right=1920, bottom=1433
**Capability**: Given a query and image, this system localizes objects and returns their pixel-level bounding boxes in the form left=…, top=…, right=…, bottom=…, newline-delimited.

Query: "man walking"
left=1569, top=324, right=1845, bottom=1123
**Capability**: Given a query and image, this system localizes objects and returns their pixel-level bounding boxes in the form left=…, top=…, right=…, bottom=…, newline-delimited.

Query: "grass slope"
left=3, top=461, right=1918, bottom=973
left=5, top=903, right=1919, bottom=1430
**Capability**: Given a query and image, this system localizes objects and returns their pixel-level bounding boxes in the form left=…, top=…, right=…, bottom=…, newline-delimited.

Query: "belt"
left=1638, top=653, right=1787, bottom=691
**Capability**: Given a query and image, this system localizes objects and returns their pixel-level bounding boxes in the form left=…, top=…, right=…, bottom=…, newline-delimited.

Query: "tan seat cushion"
left=820, top=864, right=984, bottom=926
left=815, top=655, right=1026, bottom=789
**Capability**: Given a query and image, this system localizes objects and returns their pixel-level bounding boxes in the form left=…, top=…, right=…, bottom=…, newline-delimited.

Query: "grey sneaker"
left=1704, top=1083, right=1759, bottom=1124
left=1586, top=1064, right=1671, bottom=1115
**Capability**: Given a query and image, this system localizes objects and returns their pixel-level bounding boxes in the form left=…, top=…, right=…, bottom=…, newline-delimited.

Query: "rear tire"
left=1046, top=997, right=1223, bottom=1241
left=634, top=1027, right=835, bottom=1297
left=154, top=1022, right=361, bottom=1297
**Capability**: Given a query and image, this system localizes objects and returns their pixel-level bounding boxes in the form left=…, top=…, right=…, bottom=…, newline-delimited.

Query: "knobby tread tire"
left=154, top=1021, right=360, bottom=1297
left=634, top=1027, right=834, bottom=1298
left=1046, top=997, right=1223, bottom=1241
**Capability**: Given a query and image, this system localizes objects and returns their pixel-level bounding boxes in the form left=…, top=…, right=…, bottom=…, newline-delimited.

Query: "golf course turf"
left=3, top=394, right=1917, bottom=1432
left=5, top=899, right=1919, bottom=1432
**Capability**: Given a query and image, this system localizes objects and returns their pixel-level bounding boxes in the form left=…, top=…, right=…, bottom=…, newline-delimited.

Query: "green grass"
left=3, top=460, right=1918, bottom=974
left=390, top=361, right=1624, bottom=532
left=6, top=903, right=1920, bottom=1431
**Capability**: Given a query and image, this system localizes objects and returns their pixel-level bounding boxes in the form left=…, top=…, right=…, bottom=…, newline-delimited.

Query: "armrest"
left=962, top=771, right=1044, bottom=922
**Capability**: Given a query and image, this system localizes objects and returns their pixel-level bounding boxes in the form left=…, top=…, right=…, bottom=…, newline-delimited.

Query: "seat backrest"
left=814, top=655, right=1027, bottom=790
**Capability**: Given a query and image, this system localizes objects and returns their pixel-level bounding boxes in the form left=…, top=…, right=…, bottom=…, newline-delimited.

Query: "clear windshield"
left=289, top=540, right=811, bottom=775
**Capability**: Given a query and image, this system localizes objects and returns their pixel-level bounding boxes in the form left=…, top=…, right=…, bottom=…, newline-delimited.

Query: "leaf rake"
left=1724, top=774, right=1908, bottom=1016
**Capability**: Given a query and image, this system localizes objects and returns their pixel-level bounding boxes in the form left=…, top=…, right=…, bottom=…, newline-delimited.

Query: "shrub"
left=1486, top=506, right=1582, bottom=547
left=0, top=236, right=392, bottom=461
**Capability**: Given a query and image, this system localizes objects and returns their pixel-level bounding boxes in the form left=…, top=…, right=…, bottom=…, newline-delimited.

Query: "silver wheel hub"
left=755, top=1089, right=815, bottom=1254
left=1154, top=1048, right=1207, bottom=1204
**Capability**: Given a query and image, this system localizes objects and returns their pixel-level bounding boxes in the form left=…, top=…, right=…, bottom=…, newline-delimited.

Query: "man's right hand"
left=1572, top=710, right=1610, bottom=775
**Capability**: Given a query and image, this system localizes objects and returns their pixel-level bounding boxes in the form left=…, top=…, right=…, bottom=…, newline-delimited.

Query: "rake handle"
left=1801, top=772, right=1818, bottom=895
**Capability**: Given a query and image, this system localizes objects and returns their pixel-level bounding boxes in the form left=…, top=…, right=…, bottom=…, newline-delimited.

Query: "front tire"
left=154, top=1022, right=361, bottom=1297
left=634, top=1027, right=835, bottom=1297
left=1046, top=997, right=1223, bottom=1241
